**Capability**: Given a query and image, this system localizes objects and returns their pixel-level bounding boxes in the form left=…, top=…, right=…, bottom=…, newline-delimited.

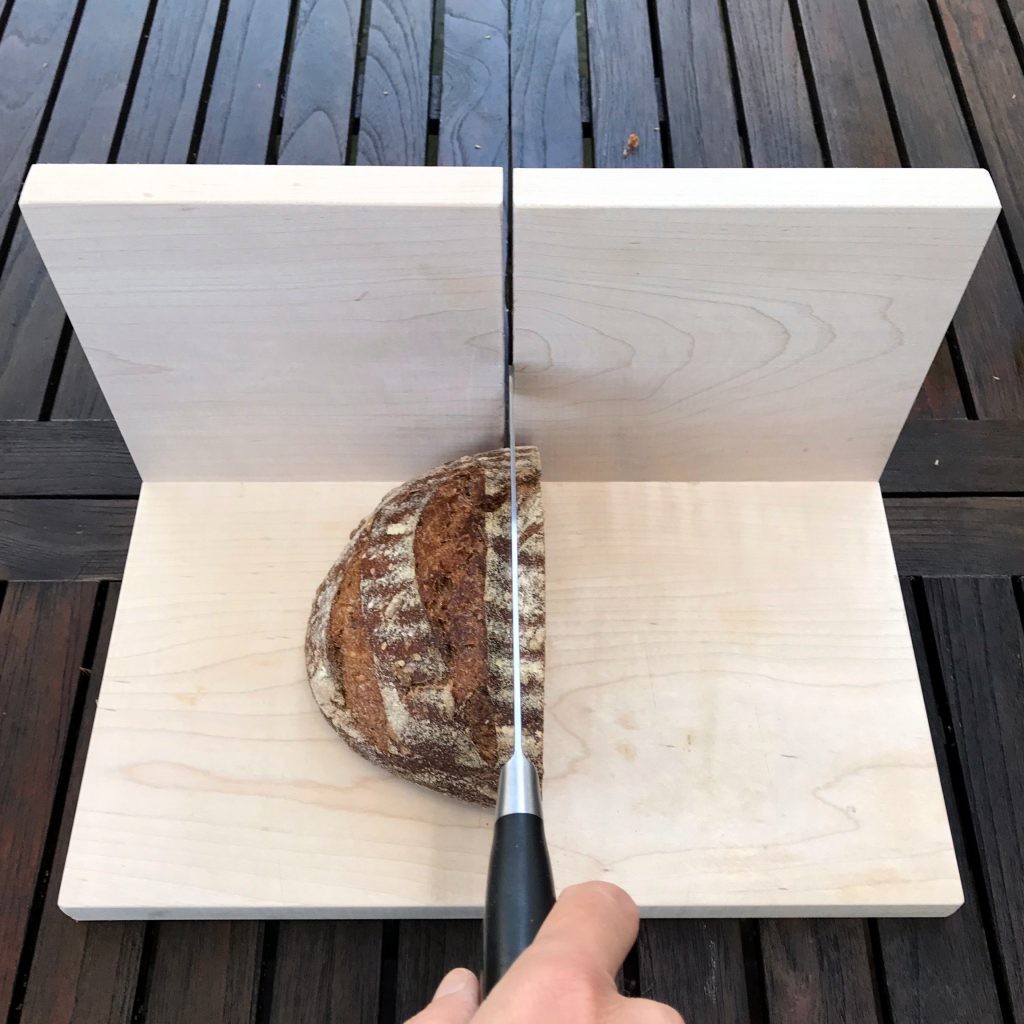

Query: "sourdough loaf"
left=305, top=448, right=544, bottom=805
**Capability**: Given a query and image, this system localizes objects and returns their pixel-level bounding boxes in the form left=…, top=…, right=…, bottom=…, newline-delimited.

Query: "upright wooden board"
left=513, top=168, right=999, bottom=482
left=58, top=479, right=959, bottom=918
left=19, top=165, right=505, bottom=481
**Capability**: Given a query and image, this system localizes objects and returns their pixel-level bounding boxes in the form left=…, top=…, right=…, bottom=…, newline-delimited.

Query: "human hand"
left=407, top=882, right=684, bottom=1023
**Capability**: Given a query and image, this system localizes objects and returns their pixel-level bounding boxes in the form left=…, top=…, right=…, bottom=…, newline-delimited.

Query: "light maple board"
left=513, top=168, right=1000, bottom=481
left=59, top=479, right=960, bottom=918
left=19, top=164, right=505, bottom=481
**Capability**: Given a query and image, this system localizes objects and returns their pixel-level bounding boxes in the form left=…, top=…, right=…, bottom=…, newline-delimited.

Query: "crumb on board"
left=623, top=132, right=640, bottom=157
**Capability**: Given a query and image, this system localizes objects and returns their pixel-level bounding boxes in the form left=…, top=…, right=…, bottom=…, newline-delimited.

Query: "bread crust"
left=305, top=448, right=544, bottom=805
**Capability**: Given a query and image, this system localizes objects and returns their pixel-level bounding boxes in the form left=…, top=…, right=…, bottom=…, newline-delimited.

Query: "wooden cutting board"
left=54, top=477, right=958, bottom=918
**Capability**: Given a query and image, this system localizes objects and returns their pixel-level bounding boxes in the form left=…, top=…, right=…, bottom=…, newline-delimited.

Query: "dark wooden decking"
left=2, top=0, right=1024, bottom=1020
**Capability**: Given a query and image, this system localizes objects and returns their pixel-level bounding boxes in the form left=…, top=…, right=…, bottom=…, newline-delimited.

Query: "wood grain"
left=0, top=421, right=139, bottom=496
left=278, top=0, right=359, bottom=165
left=760, top=920, right=880, bottom=1024
left=0, top=499, right=134, bottom=581
left=21, top=164, right=505, bottom=481
left=115, top=0, right=221, bottom=163
left=653, top=0, right=744, bottom=169
left=265, top=922, right=382, bottom=1023
left=195, top=0, right=291, bottom=163
left=358, top=0, right=432, bottom=165
left=439, top=0, right=509, bottom=166
left=510, top=0, right=582, bottom=167
left=722, top=0, right=821, bottom=166
left=16, top=585, right=148, bottom=1024
left=864, top=0, right=1024, bottom=417
left=637, top=920, right=749, bottom=1021
left=57, top=479, right=958, bottom=916
left=793, top=0, right=895, bottom=167
left=0, top=583, right=98, bottom=1017
left=882, top=420, right=1024, bottom=495
left=924, top=577, right=1024, bottom=1020
left=885, top=498, right=1024, bottom=575
left=585, top=0, right=662, bottom=167
left=143, top=922, right=262, bottom=1024
left=513, top=168, right=998, bottom=482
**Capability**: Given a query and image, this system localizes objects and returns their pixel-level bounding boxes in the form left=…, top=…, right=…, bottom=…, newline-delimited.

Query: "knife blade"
left=481, top=366, right=556, bottom=996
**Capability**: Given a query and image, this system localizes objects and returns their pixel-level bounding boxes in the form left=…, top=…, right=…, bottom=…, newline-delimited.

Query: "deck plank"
left=0, top=582, right=98, bottom=1019
left=882, top=420, right=1024, bottom=495
left=923, top=577, right=1024, bottom=1020
left=0, top=0, right=80, bottom=248
left=264, top=922, right=383, bottom=1023
left=721, top=0, right=821, bottom=167
left=392, top=920, right=481, bottom=1022
left=142, top=922, right=263, bottom=1024
left=653, top=0, right=743, bottom=168
left=760, top=920, right=881, bottom=1024
left=872, top=581, right=1004, bottom=1024
left=934, top=0, right=1024, bottom=277
left=439, top=0, right=509, bottom=166
left=195, top=0, right=291, bottom=163
left=510, top=0, right=582, bottom=167
left=0, top=421, right=138, bottom=496
left=584, top=0, right=661, bottom=167
left=15, top=585, right=149, bottom=1024
left=886, top=498, right=1024, bottom=575
left=0, top=499, right=133, bottom=581
left=50, top=0, right=223, bottom=419
left=637, top=920, right=750, bottom=1021
left=278, top=0, right=359, bottom=165
left=359, top=0, right=433, bottom=165
left=792, top=0, right=895, bottom=167
left=0, top=0, right=150, bottom=418
left=865, top=0, right=1024, bottom=418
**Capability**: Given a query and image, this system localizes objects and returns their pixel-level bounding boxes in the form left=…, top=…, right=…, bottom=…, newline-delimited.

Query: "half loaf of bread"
left=305, top=447, right=544, bottom=805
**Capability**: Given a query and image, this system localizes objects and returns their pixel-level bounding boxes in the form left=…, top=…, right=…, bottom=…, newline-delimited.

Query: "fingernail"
left=435, top=968, right=472, bottom=999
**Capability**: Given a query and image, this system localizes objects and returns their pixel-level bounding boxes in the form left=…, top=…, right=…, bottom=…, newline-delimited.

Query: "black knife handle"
left=481, top=812, right=556, bottom=997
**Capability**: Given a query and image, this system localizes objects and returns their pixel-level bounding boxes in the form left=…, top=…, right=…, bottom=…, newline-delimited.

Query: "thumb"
left=405, top=968, right=480, bottom=1024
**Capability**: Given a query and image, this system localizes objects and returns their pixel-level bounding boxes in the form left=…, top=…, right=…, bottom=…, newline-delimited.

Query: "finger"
left=405, top=968, right=480, bottom=1024
left=617, top=997, right=686, bottom=1024
left=529, top=881, right=640, bottom=980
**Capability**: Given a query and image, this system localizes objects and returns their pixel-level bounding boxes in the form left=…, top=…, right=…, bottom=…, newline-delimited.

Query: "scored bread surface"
left=305, top=447, right=544, bottom=805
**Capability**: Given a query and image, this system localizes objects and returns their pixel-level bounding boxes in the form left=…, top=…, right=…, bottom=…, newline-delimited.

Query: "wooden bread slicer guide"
left=20, top=164, right=999, bottom=920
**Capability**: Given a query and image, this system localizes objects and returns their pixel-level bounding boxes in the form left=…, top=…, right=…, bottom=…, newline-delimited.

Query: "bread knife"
left=481, top=366, right=556, bottom=996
